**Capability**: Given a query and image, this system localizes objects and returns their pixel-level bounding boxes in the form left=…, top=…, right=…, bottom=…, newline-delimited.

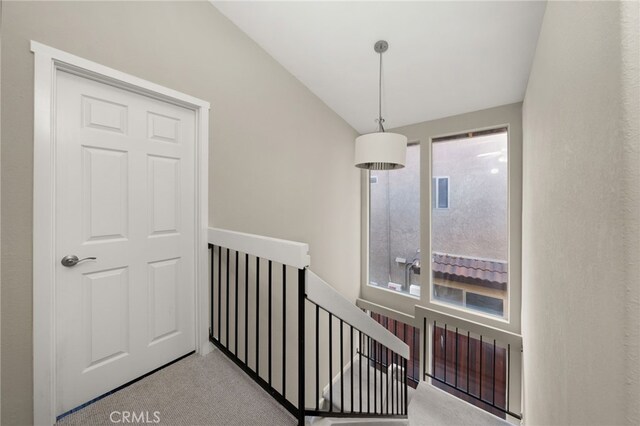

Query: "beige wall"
left=361, top=103, right=523, bottom=334
left=0, top=2, right=360, bottom=424
left=522, top=1, right=639, bottom=424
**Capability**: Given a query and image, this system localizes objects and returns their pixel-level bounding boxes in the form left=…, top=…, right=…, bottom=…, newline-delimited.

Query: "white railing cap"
left=307, top=270, right=410, bottom=359
left=208, top=227, right=310, bottom=269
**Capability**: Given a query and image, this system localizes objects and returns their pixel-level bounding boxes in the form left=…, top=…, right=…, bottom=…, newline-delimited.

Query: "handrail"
left=208, top=227, right=310, bottom=269
left=307, top=271, right=410, bottom=359
left=415, top=305, right=522, bottom=348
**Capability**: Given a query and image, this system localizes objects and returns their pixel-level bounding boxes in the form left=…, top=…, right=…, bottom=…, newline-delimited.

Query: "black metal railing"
left=304, top=300, right=408, bottom=418
left=209, top=244, right=408, bottom=424
left=209, top=244, right=305, bottom=423
left=422, top=318, right=521, bottom=420
left=368, top=311, right=420, bottom=388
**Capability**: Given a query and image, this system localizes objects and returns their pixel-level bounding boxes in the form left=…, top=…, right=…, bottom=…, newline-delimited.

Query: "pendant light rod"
left=374, top=40, right=388, bottom=132
left=378, top=50, right=384, bottom=132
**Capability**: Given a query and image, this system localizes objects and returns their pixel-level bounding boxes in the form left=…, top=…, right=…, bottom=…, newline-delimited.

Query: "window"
left=466, top=293, right=504, bottom=317
left=431, top=129, right=509, bottom=319
left=433, top=284, right=463, bottom=306
left=432, top=177, right=449, bottom=209
left=368, top=143, right=420, bottom=297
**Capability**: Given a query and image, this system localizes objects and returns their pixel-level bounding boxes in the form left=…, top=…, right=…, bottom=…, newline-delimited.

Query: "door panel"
left=55, top=70, right=196, bottom=415
left=147, top=112, right=180, bottom=143
left=82, top=267, right=130, bottom=369
left=82, top=146, right=129, bottom=242
left=148, top=258, right=181, bottom=345
left=82, top=95, right=128, bottom=134
left=148, top=155, right=180, bottom=236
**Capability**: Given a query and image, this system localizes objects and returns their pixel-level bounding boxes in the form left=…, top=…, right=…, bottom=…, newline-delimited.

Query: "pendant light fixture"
left=354, top=40, right=407, bottom=170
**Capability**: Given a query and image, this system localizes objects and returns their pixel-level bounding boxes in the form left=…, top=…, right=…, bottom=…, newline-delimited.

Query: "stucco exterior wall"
left=432, top=132, right=508, bottom=261
left=369, top=144, right=421, bottom=288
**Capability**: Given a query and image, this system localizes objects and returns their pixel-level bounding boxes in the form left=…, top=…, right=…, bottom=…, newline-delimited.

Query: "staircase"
left=207, top=228, right=521, bottom=425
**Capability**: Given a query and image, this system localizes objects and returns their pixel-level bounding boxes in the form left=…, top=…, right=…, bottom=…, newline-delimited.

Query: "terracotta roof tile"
left=432, top=252, right=507, bottom=285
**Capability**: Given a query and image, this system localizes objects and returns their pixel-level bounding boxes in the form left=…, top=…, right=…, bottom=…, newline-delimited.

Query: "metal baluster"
left=255, top=258, right=260, bottom=376
left=297, top=268, right=306, bottom=425
left=444, top=324, right=447, bottom=384
left=373, top=339, right=377, bottom=414
left=397, top=352, right=400, bottom=415
left=404, top=358, right=408, bottom=415
left=400, top=357, right=404, bottom=414
left=315, top=304, right=319, bottom=411
left=329, top=313, right=333, bottom=412
left=455, top=327, right=459, bottom=389
left=404, top=323, right=408, bottom=382
left=367, top=336, right=370, bottom=414
left=401, top=354, right=404, bottom=414
left=378, top=340, right=382, bottom=413
left=268, top=260, right=272, bottom=386
left=218, top=247, right=221, bottom=341
left=394, top=320, right=398, bottom=414
left=411, top=326, right=420, bottom=379
left=432, top=321, right=436, bottom=382
left=423, top=318, right=427, bottom=381
left=350, top=326, right=354, bottom=413
left=234, top=251, right=239, bottom=355
left=380, top=340, right=384, bottom=412
left=210, top=246, right=214, bottom=339
left=386, top=347, right=390, bottom=414
left=359, top=331, right=363, bottom=414
left=244, top=253, right=249, bottom=365
left=340, top=320, right=344, bottom=413
left=282, top=265, right=286, bottom=398
left=229, top=249, right=231, bottom=350
left=397, top=353, right=400, bottom=415
left=493, top=339, right=497, bottom=405
left=395, top=353, right=399, bottom=414
left=390, top=350, right=394, bottom=414
left=396, top=356, right=399, bottom=415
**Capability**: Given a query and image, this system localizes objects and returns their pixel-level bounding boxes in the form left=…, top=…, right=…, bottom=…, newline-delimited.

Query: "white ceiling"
left=212, top=1, right=546, bottom=134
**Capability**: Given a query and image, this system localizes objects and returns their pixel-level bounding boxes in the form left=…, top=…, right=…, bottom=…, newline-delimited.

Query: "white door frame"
left=31, top=41, right=211, bottom=425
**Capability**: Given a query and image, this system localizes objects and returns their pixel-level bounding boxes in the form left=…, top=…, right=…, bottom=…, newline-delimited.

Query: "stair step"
left=306, top=416, right=408, bottom=426
left=408, top=382, right=512, bottom=426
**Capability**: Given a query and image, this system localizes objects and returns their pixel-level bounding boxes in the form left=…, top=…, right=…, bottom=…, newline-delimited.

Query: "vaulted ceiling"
left=212, top=1, right=546, bottom=134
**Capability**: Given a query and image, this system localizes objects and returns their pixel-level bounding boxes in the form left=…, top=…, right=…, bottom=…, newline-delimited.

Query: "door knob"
left=61, top=255, right=97, bottom=267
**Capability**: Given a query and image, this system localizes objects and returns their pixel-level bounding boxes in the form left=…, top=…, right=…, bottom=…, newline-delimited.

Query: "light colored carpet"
left=408, top=382, right=511, bottom=426
left=57, top=350, right=296, bottom=426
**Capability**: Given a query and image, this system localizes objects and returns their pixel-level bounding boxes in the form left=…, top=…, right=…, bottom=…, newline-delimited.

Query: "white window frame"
left=360, top=121, right=522, bottom=336
left=427, top=126, right=520, bottom=333
left=432, top=176, right=450, bottom=209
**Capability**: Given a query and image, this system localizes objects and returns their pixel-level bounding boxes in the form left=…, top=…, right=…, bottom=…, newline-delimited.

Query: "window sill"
left=367, top=281, right=421, bottom=300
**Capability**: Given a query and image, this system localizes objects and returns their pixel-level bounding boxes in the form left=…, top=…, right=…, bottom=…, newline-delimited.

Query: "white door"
left=55, top=70, right=196, bottom=415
